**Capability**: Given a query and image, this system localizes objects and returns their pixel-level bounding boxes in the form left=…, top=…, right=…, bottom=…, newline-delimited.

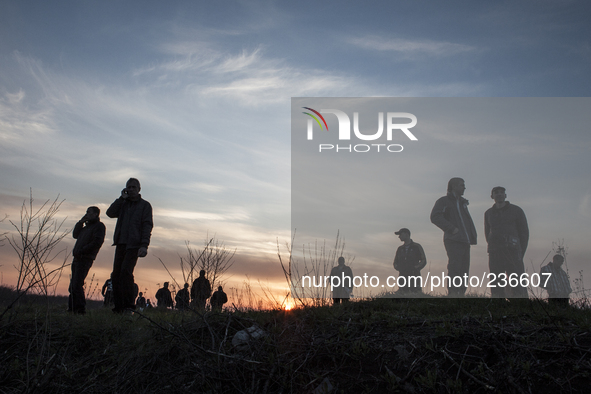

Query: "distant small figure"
left=191, top=270, right=212, bottom=310
left=68, top=206, right=106, bottom=314
left=146, top=299, right=153, bottom=308
left=330, top=257, right=353, bottom=304
left=540, top=254, right=572, bottom=306
left=102, top=278, right=114, bottom=307
left=155, top=282, right=173, bottom=309
left=136, top=291, right=147, bottom=310
left=393, top=228, right=427, bottom=294
left=107, top=178, right=153, bottom=313
left=485, top=186, right=529, bottom=298
left=175, top=283, right=191, bottom=310
left=210, top=286, right=228, bottom=311
left=430, top=177, right=477, bottom=296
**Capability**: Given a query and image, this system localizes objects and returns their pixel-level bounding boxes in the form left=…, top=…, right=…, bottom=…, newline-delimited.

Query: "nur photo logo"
left=302, top=107, right=418, bottom=153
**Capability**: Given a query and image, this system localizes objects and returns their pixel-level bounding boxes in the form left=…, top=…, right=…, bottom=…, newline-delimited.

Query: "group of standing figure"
left=68, top=177, right=230, bottom=314
left=154, top=273, right=228, bottom=311
left=331, top=177, right=571, bottom=304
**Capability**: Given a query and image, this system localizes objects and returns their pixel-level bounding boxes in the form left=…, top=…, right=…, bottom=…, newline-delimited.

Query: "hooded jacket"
left=430, top=192, right=477, bottom=245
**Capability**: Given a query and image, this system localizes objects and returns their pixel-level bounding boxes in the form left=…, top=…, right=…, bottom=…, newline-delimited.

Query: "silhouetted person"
left=136, top=292, right=147, bottom=310
left=146, top=299, right=153, bottom=308
left=540, top=254, right=571, bottom=306
left=155, top=282, right=173, bottom=309
left=175, top=283, right=190, bottom=310
left=68, top=206, right=106, bottom=314
left=485, top=186, right=529, bottom=298
left=191, top=270, right=212, bottom=310
left=102, top=278, right=114, bottom=307
left=107, top=178, right=153, bottom=314
left=393, top=228, right=427, bottom=294
left=431, top=177, right=477, bottom=296
left=330, top=257, right=353, bottom=304
left=210, top=286, right=228, bottom=311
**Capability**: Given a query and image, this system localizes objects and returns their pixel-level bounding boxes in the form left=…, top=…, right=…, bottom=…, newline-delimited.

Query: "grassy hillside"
left=1, top=287, right=590, bottom=393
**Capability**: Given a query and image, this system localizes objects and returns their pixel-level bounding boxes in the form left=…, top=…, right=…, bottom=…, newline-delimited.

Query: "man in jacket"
left=175, top=283, right=190, bottom=310
left=155, top=282, right=173, bottom=309
left=330, top=257, right=353, bottom=304
left=107, top=178, right=153, bottom=313
left=191, top=270, right=212, bottom=310
left=393, top=228, right=427, bottom=294
left=540, top=254, right=571, bottom=306
left=430, top=178, right=477, bottom=296
left=68, top=206, right=106, bottom=314
left=210, top=285, right=228, bottom=311
left=136, top=291, right=147, bottom=310
left=484, top=186, right=529, bottom=298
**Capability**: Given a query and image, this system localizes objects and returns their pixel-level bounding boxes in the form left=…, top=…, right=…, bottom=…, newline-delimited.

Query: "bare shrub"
left=1, top=191, right=69, bottom=319
left=180, top=235, right=236, bottom=290
left=279, top=231, right=351, bottom=308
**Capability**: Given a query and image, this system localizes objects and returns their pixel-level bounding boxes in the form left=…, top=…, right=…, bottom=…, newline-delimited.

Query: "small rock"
left=232, top=325, right=267, bottom=350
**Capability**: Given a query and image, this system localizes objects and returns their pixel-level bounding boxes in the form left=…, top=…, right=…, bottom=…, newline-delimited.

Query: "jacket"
left=393, top=240, right=427, bottom=273
left=211, top=290, right=228, bottom=306
left=430, top=192, right=477, bottom=245
left=106, top=196, right=153, bottom=249
left=330, top=264, right=353, bottom=298
left=155, top=287, right=173, bottom=308
left=191, top=276, right=212, bottom=299
left=540, top=263, right=571, bottom=298
left=72, top=218, right=106, bottom=260
left=484, top=201, right=529, bottom=254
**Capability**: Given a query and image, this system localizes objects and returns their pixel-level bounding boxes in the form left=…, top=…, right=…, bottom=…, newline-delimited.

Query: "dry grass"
left=1, top=285, right=591, bottom=393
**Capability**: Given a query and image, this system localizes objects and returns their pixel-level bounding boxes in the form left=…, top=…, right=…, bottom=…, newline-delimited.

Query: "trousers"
left=444, top=239, right=470, bottom=296
left=68, top=258, right=94, bottom=313
left=111, top=245, right=138, bottom=311
left=488, top=248, right=527, bottom=298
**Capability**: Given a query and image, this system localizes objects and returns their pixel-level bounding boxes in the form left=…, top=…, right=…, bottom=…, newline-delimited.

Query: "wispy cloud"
left=132, top=42, right=355, bottom=105
left=217, top=47, right=263, bottom=73
left=0, top=89, right=56, bottom=142
left=347, top=36, right=477, bottom=57
left=156, top=208, right=250, bottom=222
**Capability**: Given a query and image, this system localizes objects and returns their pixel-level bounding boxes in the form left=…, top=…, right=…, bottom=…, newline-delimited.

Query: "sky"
left=1, top=1, right=590, bottom=304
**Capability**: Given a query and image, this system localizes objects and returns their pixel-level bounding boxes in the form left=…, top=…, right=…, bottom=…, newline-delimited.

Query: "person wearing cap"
left=430, top=177, right=477, bottom=296
left=540, top=254, right=571, bottom=306
left=484, top=186, right=529, bottom=298
left=393, top=228, right=427, bottom=294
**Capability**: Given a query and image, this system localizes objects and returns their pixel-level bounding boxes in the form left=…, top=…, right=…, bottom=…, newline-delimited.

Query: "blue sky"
left=1, top=1, right=590, bottom=301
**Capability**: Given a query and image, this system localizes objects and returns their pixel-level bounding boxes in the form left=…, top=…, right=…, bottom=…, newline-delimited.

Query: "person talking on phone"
left=68, top=206, right=106, bottom=314
left=107, top=178, right=153, bottom=314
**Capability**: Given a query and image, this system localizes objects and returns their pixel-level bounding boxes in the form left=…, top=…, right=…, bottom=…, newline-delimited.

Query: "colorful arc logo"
left=302, top=107, right=328, bottom=131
